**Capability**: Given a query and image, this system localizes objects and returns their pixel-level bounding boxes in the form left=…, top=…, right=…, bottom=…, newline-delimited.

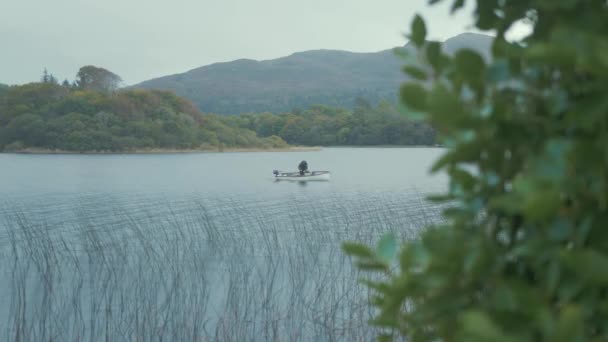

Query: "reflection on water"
left=0, top=148, right=447, bottom=341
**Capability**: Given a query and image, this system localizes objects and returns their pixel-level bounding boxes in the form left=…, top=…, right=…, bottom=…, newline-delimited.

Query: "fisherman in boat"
left=298, top=160, right=308, bottom=176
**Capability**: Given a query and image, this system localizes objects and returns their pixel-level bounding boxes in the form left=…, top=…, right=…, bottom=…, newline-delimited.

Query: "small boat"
left=273, top=170, right=331, bottom=181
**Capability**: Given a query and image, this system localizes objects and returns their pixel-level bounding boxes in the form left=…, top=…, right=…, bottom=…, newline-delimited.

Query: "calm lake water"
left=0, top=147, right=445, bottom=195
left=0, top=148, right=447, bottom=341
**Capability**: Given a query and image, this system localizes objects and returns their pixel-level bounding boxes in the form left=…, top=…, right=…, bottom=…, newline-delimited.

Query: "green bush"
left=344, top=0, right=608, bottom=341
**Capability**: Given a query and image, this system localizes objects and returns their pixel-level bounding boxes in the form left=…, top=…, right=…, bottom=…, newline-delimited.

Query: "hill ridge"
left=134, top=32, right=493, bottom=114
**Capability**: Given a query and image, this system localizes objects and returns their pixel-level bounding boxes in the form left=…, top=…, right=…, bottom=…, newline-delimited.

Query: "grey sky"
left=1, top=0, right=483, bottom=86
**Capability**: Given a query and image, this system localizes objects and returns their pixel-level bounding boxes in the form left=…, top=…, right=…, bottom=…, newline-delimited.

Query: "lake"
left=0, top=147, right=447, bottom=341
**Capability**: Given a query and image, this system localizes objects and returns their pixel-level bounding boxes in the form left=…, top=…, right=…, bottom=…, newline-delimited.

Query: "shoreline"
left=326, top=145, right=442, bottom=148
left=1, top=145, right=444, bottom=155
left=3, top=146, right=322, bottom=155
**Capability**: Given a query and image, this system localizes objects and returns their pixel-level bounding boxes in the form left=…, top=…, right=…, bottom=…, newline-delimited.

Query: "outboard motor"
left=273, top=170, right=279, bottom=176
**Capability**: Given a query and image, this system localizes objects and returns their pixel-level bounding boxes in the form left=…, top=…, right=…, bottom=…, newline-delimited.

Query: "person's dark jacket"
left=298, top=160, right=308, bottom=175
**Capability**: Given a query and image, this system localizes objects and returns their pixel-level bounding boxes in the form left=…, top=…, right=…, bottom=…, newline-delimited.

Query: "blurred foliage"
left=224, top=100, right=437, bottom=146
left=0, top=79, right=287, bottom=152
left=344, top=0, right=608, bottom=340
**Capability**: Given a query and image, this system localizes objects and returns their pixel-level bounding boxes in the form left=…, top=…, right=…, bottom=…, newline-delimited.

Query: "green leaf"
left=427, top=85, right=465, bottom=122
left=523, top=188, right=561, bottom=221
left=402, top=65, right=428, bottom=80
left=425, top=41, right=444, bottom=70
left=451, top=0, right=465, bottom=13
left=410, top=15, right=427, bottom=47
left=459, top=310, right=515, bottom=342
left=431, top=143, right=481, bottom=172
left=377, top=334, right=394, bottom=342
left=475, top=0, right=498, bottom=30
left=546, top=261, right=561, bottom=295
left=552, top=305, right=584, bottom=342
left=400, top=83, right=428, bottom=111
left=574, top=217, right=593, bottom=246
left=491, top=283, right=518, bottom=311
left=527, top=43, right=576, bottom=66
left=356, top=260, right=389, bottom=272
left=538, top=0, right=578, bottom=10
left=342, top=242, right=375, bottom=258
left=454, top=48, right=486, bottom=86
left=376, top=233, right=397, bottom=263
left=463, top=245, right=481, bottom=275
left=451, top=167, right=476, bottom=189
left=392, top=46, right=415, bottom=61
left=563, top=249, right=608, bottom=284
left=396, top=103, right=426, bottom=120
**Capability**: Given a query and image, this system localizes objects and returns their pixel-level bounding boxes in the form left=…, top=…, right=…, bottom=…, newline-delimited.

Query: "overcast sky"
left=1, top=0, right=485, bottom=86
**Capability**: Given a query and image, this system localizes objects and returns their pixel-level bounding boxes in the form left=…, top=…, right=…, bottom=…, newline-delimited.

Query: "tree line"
left=221, top=99, right=437, bottom=146
left=39, top=65, right=122, bottom=92
left=0, top=67, right=287, bottom=152
left=0, top=66, right=437, bottom=152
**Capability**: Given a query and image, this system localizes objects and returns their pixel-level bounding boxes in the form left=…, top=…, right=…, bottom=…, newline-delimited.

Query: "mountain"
left=134, top=33, right=493, bottom=114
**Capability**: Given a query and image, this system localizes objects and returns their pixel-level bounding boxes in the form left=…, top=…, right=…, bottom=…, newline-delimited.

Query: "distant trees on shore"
left=223, top=100, right=437, bottom=146
left=0, top=66, right=437, bottom=152
left=0, top=67, right=287, bottom=152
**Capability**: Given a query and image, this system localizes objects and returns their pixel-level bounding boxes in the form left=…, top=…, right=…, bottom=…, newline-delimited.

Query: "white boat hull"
left=273, top=171, right=331, bottom=182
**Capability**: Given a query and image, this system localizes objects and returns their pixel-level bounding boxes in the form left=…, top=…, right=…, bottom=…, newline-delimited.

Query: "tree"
left=41, top=68, right=50, bottom=83
left=279, top=116, right=307, bottom=144
left=344, top=0, right=608, bottom=341
left=49, top=74, right=58, bottom=85
left=75, top=65, right=122, bottom=92
left=5, top=113, right=47, bottom=147
left=40, top=68, right=58, bottom=84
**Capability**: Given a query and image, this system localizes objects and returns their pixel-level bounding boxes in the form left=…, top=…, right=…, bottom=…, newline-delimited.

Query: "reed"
left=0, top=191, right=446, bottom=341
